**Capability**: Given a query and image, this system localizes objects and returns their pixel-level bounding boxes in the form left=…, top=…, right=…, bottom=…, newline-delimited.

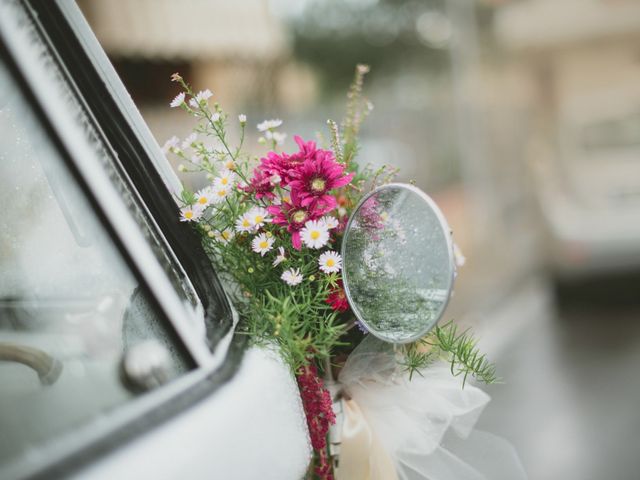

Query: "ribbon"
left=332, top=336, right=527, bottom=480
left=336, top=398, right=398, bottom=480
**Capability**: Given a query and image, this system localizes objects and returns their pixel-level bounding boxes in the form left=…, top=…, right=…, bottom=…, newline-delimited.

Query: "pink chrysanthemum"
left=267, top=191, right=322, bottom=249
left=259, top=136, right=317, bottom=186
left=288, top=149, right=354, bottom=214
left=241, top=167, right=276, bottom=200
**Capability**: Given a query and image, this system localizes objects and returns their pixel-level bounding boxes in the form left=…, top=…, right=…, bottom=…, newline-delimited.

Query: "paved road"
left=475, top=275, right=640, bottom=480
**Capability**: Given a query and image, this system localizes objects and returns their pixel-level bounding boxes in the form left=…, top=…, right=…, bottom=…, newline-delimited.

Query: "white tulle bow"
left=333, top=336, right=527, bottom=480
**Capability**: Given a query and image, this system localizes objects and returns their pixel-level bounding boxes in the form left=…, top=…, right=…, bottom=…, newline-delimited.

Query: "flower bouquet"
left=164, top=66, right=522, bottom=480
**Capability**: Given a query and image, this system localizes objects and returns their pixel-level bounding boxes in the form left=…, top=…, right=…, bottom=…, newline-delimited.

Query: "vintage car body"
left=0, top=1, right=309, bottom=478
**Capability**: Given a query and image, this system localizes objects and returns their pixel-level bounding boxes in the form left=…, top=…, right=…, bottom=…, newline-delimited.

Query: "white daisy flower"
left=272, top=246, right=286, bottom=266
left=170, top=92, right=185, bottom=108
left=221, top=158, right=236, bottom=171
left=194, top=186, right=214, bottom=207
left=211, top=112, right=221, bottom=122
left=257, top=119, right=283, bottom=132
left=238, top=114, right=247, bottom=124
left=454, top=243, right=466, bottom=267
left=195, top=89, right=213, bottom=102
left=162, top=136, right=179, bottom=153
left=180, top=205, right=203, bottom=222
left=320, top=215, right=339, bottom=230
left=211, top=184, right=230, bottom=203
left=281, top=268, right=303, bottom=286
left=181, top=133, right=197, bottom=150
left=270, top=174, right=282, bottom=185
left=300, top=220, right=330, bottom=249
left=216, top=228, right=235, bottom=244
left=252, top=233, right=275, bottom=256
left=214, top=169, right=236, bottom=189
left=265, top=131, right=287, bottom=145
left=235, top=212, right=254, bottom=233
left=318, top=251, right=342, bottom=274
left=247, top=207, right=270, bottom=229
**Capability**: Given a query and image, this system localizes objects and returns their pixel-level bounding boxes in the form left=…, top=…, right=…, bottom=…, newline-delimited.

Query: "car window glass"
left=0, top=57, right=192, bottom=468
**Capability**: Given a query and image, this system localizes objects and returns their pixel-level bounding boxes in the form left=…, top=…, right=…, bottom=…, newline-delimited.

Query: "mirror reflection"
left=342, top=184, right=455, bottom=343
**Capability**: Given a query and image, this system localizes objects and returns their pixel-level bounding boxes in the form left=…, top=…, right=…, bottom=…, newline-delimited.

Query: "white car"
left=0, top=1, right=309, bottom=479
left=534, top=92, right=640, bottom=280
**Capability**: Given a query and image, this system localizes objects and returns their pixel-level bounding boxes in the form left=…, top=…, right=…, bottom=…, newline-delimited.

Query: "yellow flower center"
left=242, top=219, right=251, bottom=227
left=292, top=210, right=307, bottom=223
left=255, top=215, right=264, bottom=224
left=226, top=161, right=236, bottom=170
left=221, top=177, right=228, bottom=185
left=217, top=189, right=227, bottom=196
left=185, top=211, right=194, bottom=219
left=222, top=231, right=232, bottom=240
left=259, top=241, right=269, bottom=249
left=198, top=197, right=208, bottom=204
left=311, top=178, right=326, bottom=192
left=326, top=258, right=335, bottom=267
left=310, top=230, right=320, bottom=240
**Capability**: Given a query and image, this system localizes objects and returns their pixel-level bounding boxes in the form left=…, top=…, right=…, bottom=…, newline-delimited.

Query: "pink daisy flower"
left=267, top=191, right=322, bottom=249
left=259, top=136, right=317, bottom=186
left=288, top=149, right=354, bottom=214
left=241, top=167, right=276, bottom=200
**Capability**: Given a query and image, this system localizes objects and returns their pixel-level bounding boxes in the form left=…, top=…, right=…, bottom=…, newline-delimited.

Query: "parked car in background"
left=0, top=1, right=308, bottom=479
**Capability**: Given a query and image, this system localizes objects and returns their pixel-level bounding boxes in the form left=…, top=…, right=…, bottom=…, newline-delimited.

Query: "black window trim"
left=0, top=1, right=245, bottom=478
left=38, top=0, right=236, bottom=348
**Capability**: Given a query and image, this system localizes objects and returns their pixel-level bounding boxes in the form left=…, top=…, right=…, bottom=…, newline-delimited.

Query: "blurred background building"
left=77, top=1, right=640, bottom=478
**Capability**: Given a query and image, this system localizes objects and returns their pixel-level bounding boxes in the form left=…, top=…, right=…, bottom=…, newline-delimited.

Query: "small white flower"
left=195, top=89, right=213, bottom=102
left=320, top=215, right=339, bottom=230
left=180, top=205, right=203, bottom=222
left=221, top=158, right=236, bottom=171
left=271, top=131, right=287, bottom=145
left=300, top=220, right=330, bottom=249
left=272, top=246, right=286, bottom=266
left=270, top=174, right=282, bottom=185
left=217, top=228, right=235, bottom=244
left=162, top=136, right=179, bottom=153
left=252, top=233, right=275, bottom=256
left=281, top=268, right=303, bottom=286
left=170, top=92, right=185, bottom=108
left=188, top=98, right=198, bottom=108
left=181, top=133, right=198, bottom=150
left=257, top=119, right=283, bottom=132
left=318, top=251, right=342, bottom=274
left=247, top=207, right=270, bottom=229
left=211, top=112, right=221, bottom=122
left=214, top=169, right=236, bottom=189
left=211, top=184, right=230, bottom=203
left=235, top=212, right=254, bottom=233
left=454, top=243, right=466, bottom=267
left=338, top=207, right=347, bottom=218
left=238, top=114, right=247, bottom=124
left=194, top=186, right=214, bottom=207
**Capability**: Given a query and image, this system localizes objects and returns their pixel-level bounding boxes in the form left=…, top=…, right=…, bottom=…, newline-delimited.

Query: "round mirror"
left=341, top=183, right=455, bottom=343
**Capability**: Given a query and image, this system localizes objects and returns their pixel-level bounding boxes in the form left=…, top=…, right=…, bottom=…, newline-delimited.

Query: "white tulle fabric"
left=336, top=336, right=527, bottom=480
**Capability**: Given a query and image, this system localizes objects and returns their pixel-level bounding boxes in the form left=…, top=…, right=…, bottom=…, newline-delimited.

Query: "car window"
left=0, top=30, right=194, bottom=474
